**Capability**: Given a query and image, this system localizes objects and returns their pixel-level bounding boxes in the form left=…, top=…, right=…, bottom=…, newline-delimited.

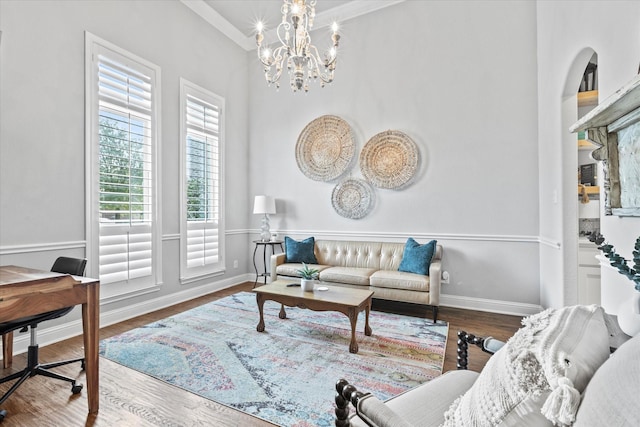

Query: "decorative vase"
left=617, top=292, right=640, bottom=337
left=301, top=279, right=314, bottom=292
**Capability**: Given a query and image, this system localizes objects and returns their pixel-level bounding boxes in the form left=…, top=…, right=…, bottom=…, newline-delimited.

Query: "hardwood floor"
left=0, top=283, right=522, bottom=426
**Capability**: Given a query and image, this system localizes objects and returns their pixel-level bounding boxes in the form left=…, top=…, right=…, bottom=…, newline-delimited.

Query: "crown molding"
left=180, top=0, right=256, bottom=51
left=180, top=0, right=405, bottom=52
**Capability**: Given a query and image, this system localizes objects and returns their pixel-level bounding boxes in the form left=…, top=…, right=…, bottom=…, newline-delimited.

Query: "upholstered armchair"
left=334, top=331, right=506, bottom=427
left=334, top=305, right=638, bottom=427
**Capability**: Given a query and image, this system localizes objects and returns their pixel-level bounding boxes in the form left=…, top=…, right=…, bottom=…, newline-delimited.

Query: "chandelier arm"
left=306, top=46, right=333, bottom=84
left=259, top=43, right=284, bottom=68
left=309, top=43, right=338, bottom=68
left=274, top=55, right=287, bottom=79
left=317, top=70, right=334, bottom=84
left=276, top=21, right=291, bottom=47
left=308, top=45, right=335, bottom=71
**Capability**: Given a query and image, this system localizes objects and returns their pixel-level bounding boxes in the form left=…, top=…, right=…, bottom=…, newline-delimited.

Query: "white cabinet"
left=578, top=240, right=601, bottom=305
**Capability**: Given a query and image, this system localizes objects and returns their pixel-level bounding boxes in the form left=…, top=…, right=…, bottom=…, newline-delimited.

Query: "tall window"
left=180, top=79, right=225, bottom=281
left=86, top=33, right=161, bottom=294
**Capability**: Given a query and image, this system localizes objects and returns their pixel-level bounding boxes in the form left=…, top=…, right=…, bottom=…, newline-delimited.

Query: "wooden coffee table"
left=253, top=280, right=374, bottom=354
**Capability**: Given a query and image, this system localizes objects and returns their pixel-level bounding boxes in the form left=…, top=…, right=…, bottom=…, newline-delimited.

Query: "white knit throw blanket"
left=442, top=306, right=601, bottom=427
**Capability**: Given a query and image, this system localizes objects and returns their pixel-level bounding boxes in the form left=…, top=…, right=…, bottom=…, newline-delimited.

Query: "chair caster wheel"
left=71, top=383, right=83, bottom=394
left=0, top=409, right=7, bottom=421
left=81, top=360, right=86, bottom=370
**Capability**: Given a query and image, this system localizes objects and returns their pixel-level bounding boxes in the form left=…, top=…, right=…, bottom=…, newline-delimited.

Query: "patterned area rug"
left=99, top=292, right=448, bottom=427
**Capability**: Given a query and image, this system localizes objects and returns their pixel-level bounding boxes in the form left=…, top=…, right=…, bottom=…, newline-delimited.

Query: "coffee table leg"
left=279, top=304, right=287, bottom=319
left=348, top=308, right=358, bottom=354
left=256, top=294, right=266, bottom=332
left=364, top=299, right=372, bottom=336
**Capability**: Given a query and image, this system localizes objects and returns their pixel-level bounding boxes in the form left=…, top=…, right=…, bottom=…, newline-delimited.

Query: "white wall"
left=0, top=0, right=251, bottom=347
left=537, top=0, right=640, bottom=311
left=248, top=0, right=541, bottom=313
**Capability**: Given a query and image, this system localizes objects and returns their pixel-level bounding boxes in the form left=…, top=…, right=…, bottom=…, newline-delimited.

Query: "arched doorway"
left=559, top=48, right=598, bottom=307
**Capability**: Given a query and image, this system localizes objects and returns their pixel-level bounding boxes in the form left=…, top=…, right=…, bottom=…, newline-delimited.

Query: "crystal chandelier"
left=255, top=0, right=340, bottom=93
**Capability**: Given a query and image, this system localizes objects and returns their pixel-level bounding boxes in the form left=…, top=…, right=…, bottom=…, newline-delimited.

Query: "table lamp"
left=253, top=195, right=276, bottom=241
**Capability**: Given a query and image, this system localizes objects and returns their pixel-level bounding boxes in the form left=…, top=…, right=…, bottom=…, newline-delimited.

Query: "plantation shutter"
left=97, top=53, right=154, bottom=285
left=185, top=94, right=220, bottom=269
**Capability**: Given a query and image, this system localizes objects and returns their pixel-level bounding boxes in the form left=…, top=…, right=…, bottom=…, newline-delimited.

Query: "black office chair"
left=0, top=257, right=87, bottom=421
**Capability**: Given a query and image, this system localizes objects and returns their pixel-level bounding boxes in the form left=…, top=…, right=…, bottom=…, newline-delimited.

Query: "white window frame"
left=85, top=32, right=163, bottom=299
left=179, top=78, right=225, bottom=282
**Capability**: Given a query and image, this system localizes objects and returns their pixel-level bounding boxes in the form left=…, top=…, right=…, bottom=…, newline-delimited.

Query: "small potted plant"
left=588, top=233, right=640, bottom=290
left=297, top=263, right=319, bottom=292
left=589, top=233, right=640, bottom=336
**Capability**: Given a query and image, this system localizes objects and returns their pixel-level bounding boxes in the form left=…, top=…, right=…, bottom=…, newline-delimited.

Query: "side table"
left=253, top=240, right=284, bottom=287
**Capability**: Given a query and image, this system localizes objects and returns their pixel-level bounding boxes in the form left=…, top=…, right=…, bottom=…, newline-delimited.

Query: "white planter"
left=301, top=279, right=314, bottom=292
left=617, top=292, right=640, bottom=337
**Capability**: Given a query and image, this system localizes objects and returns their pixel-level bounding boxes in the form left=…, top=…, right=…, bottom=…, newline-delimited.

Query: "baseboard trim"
left=3, top=273, right=254, bottom=359
left=440, top=294, right=542, bottom=317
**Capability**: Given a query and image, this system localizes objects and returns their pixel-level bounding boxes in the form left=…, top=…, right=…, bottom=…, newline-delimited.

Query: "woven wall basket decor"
left=331, top=178, right=374, bottom=219
left=296, top=115, right=355, bottom=182
left=360, top=130, right=419, bottom=189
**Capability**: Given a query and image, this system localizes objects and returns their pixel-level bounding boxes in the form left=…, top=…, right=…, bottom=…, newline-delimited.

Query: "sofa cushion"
left=573, top=333, right=640, bottom=427
left=284, top=236, right=318, bottom=264
left=315, top=240, right=383, bottom=269
left=370, top=270, right=430, bottom=292
left=318, top=266, right=377, bottom=286
left=442, top=305, right=610, bottom=427
left=276, top=263, right=332, bottom=278
left=398, top=238, right=436, bottom=276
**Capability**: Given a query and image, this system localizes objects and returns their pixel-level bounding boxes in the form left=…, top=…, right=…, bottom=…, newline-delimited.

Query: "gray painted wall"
left=248, top=0, right=541, bottom=310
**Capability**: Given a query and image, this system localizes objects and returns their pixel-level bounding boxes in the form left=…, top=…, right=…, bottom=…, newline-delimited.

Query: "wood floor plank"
left=0, top=283, right=522, bottom=426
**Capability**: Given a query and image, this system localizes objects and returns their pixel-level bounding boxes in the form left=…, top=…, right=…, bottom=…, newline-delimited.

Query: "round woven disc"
left=296, top=115, right=355, bottom=182
left=331, top=179, right=374, bottom=219
left=360, top=130, right=419, bottom=189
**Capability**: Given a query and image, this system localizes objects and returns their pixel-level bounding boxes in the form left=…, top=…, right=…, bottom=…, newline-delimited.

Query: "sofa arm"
left=270, top=253, right=286, bottom=281
left=428, top=245, right=443, bottom=306
left=456, top=330, right=505, bottom=370
left=335, top=379, right=413, bottom=427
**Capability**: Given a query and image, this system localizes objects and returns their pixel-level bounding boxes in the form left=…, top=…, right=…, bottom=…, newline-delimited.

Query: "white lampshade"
left=253, top=195, right=276, bottom=215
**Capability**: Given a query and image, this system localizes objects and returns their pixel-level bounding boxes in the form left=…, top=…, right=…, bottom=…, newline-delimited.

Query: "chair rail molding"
left=0, top=240, right=86, bottom=256
left=539, top=236, right=562, bottom=249
left=0, top=230, right=253, bottom=256
left=273, top=229, right=540, bottom=244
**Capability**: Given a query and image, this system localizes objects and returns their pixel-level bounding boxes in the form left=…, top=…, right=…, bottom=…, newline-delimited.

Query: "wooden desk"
left=0, top=265, right=100, bottom=414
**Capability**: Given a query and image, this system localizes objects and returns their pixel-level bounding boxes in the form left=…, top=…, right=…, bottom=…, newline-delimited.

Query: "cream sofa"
left=270, top=239, right=442, bottom=321
left=335, top=305, right=639, bottom=427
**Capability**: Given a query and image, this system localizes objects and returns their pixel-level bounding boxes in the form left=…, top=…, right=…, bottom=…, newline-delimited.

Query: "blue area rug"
left=99, top=292, right=448, bottom=426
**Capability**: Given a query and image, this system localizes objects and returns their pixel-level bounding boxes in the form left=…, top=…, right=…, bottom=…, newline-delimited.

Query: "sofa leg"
left=432, top=306, right=438, bottom=323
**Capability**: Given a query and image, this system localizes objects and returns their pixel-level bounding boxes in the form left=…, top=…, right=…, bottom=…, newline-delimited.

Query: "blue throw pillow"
left=284, top=236, right=318, bottom=264
left=398, top=238, right=437, bottom=276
